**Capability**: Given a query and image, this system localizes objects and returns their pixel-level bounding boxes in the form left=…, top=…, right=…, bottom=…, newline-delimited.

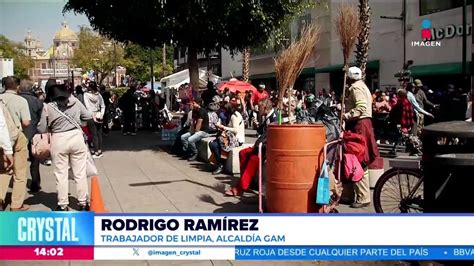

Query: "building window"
left=420, top=0, right=471, bottom=16
left=41, top=63, right=47, bottom=69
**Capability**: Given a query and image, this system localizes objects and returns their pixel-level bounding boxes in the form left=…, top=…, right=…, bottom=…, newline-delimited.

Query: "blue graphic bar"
left=235, top=246, right=474, bottom=260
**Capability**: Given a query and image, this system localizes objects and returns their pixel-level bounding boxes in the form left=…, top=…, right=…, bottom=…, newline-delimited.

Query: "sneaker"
left=56, top=206, right=69, bottom=211
left=11, top=204, right=30, bottom=211
left=131, top=132, right=137, bottom=136
left=212, top=165, right=224, bottom=175
left=42, top=159, right=52, bottom=166
left=92, top=153, right=103, bottom=159
left=78, top=204, right=90, bottom=211
left=123, top=132, right=130, bottom=136
left=187, top=153, right=198, bottom=161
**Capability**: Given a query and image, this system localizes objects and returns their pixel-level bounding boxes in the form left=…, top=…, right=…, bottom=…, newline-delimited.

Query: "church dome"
left=54, top=21, right=77, bottom=41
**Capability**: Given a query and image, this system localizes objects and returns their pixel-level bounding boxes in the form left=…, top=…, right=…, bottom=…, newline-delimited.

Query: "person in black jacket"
left=224, top=98, right=276, bottom=197
left=201, top=81, right=218, bottom=107
left=118, top=87, right=138, bottom=135
left=100, top=85, right=112, bottom=135
left=19, top=80, right=44, bottom=192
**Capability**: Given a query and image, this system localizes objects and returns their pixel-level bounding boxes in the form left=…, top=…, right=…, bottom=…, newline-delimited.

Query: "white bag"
left=86, top=148, right=98, bottom=177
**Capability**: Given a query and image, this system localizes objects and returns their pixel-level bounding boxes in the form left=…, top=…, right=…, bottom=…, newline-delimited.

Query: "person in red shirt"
left=252, top=84, right=269, bottom=106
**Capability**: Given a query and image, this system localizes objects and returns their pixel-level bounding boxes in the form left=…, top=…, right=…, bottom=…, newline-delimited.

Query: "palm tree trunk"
left=355, top=0, right=371, bottom=81
left=242, top=47, right=250, bottom=82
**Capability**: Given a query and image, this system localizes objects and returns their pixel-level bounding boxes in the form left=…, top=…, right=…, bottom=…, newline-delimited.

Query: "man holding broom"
left=343, top=66, right=381, bottom=208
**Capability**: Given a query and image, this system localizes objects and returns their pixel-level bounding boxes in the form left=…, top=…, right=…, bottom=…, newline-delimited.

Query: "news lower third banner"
left=2, top=213, right=474, bottom=260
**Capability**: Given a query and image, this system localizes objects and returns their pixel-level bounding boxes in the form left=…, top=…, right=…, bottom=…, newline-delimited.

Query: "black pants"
left=209, top=139, right=222, bottom=166
left=88, top=120, right=103, bottom=153
left=173, top=127, right=189, bottom=155
left=123, top=111, right=136, bottom=133
left=27, top=141, right=41, bottom=189
left=103, top=107, right=110, bottom=134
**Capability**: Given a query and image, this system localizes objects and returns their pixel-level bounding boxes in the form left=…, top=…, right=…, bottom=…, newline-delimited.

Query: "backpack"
left=31, top=104, right=51, bottom=160
left=208, top=111, right=220, bottom=132
left=343, top=153, right=364, bottom=182
left=0, top=99, right=20, bottom=144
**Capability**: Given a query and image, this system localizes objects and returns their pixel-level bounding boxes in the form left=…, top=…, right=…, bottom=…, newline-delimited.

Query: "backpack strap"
left=0, top=99, right=20, bottom=144
left=48, top=103, right=83, bottom=132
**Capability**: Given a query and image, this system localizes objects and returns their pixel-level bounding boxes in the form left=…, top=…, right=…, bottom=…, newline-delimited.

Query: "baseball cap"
left=348, top=67, right=362, bottom=80
left=413, top=79, right=423, bottom=87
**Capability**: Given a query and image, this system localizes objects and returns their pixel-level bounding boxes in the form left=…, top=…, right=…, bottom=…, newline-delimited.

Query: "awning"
left=250, top=67, right=316, bottom=80
left=315, top=60, right=380, bottom=73
left=409, top=62, right=471, bottom=76
left=160, top=68, right=221, bottom=89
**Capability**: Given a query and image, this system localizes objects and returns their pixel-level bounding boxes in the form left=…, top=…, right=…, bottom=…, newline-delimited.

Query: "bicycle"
left=373, top=126, right=424, bottom=213
left=373, top=161, right=423, bottom=213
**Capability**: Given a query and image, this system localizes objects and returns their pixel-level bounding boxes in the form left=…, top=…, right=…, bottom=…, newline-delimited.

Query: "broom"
left=335, top=3, right=361, bottom=131
left=332, top=4, right=361, bottom=201
left=275, top=23, right=320, bottom=125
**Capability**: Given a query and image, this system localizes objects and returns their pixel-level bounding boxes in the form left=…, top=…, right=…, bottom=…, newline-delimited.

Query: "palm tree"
left=242, top=47, right=250, bottom=82
left=355, top=0, right=371, bottom=81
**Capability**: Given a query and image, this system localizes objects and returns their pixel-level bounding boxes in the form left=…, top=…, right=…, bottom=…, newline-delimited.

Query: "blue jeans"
left=209, top=139, right=222, bottom=165
left=181, top=131, right=209, bottom=155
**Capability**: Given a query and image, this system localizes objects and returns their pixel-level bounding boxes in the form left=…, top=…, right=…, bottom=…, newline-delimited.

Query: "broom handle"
left=288, top=86, right=292, bottom=125
left=340, top=69, right=347, bottom=133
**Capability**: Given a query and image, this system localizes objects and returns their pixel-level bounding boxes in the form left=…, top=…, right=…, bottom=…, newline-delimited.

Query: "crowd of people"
left=371, top=79, right=471, bottom=154
left=1, top=69, right=472, bottom=212
left=170, top=81, right=285, bottom=196
left=0, top=76, right=120, bottom=211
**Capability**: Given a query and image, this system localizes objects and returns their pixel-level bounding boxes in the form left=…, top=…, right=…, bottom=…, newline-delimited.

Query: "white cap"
left=259, top=84, right=266, bottom=89
left=348, top=66, right=362, bottom=80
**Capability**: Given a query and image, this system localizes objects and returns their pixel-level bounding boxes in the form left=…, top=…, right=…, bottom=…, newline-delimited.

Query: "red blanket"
left=346, top=118, right=383, bottom=169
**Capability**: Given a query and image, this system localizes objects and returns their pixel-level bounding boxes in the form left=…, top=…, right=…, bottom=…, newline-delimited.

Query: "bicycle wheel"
left=373, top=168, right=423, bottom=213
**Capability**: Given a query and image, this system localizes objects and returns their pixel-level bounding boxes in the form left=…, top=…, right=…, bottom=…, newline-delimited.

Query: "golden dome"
left=54, top=21, right=77, bottom=40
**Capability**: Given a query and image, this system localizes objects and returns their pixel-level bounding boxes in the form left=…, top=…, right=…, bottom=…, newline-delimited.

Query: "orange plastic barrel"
left=265, top=124, right=326, bottom=213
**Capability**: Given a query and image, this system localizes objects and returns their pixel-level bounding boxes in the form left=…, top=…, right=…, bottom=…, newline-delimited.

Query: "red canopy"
left=217, top=80, right=258, bottom=94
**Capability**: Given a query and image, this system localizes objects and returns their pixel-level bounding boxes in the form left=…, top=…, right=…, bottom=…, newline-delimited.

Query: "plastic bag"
left=316, top=161, right=330, bottom=205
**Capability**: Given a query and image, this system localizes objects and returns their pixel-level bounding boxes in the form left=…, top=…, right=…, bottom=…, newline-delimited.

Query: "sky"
left=0, top=0, right=91, bottom=48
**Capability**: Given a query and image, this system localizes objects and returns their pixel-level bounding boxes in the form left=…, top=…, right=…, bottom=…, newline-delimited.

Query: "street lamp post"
left=150, top=48, right=154, bottom=92
left=462, top=0, right=468, bottom=92
left=380, top=0, right=405, bottom=69
left=114, top=42, right=117, bottom=87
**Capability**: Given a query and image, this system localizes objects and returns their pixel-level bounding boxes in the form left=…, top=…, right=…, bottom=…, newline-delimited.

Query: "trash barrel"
left=422, top=121, right=474, bottom=213
left=266, top=124, right=326, bottom=213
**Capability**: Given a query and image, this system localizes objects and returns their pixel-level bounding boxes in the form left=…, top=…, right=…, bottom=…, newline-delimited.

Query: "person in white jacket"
left=209, top=102, right=245, bottom=175
left=83, top=82, right=105, bottom=158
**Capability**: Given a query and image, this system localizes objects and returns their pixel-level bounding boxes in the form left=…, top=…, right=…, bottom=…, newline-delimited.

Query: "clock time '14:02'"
left=34, top=247, right=64, bottom=256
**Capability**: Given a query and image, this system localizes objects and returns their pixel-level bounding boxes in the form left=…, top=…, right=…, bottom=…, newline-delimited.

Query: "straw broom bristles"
left=275, top=23, right=320, bottom=110
left=335, top=3, right=360, bottom=65
left=335, top=4, right=361, bottom=132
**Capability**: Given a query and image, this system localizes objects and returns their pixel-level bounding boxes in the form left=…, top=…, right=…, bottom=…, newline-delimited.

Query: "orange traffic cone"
left=90, top=176, right=107, bottom=213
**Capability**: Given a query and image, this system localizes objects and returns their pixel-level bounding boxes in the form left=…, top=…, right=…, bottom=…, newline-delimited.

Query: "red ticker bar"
left=0, top=246, right=94, bottom=260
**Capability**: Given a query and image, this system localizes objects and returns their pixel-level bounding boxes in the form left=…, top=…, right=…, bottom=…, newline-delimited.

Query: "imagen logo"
left=421, top=19, right=432, bottom=40
left=411, top=19, right=441, bottom=47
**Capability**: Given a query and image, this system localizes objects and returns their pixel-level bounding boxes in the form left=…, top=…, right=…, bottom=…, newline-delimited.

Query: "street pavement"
left=0, top=130, right=410, bottom=266
left=6, top=130, right=388, bottom=213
